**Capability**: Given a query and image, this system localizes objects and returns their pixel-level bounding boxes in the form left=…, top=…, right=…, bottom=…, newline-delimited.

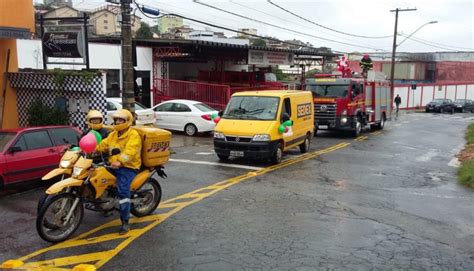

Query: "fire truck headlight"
left=341, top=117, right=348, bottom=124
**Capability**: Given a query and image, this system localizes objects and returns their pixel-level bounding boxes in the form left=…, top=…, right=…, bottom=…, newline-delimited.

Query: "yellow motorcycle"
left=37, top=148, right=81, bottom=212
left=36, top=149, right=166, bottom=242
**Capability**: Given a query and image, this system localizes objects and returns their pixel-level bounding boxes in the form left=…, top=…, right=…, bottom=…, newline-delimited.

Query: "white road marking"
left=169, top=158, right=263, bottom=170
left=416, top=149, right=438, bottom=162
left=195, top=152, right=214, bottom=155
left=448, top=157, right=461, bottom=168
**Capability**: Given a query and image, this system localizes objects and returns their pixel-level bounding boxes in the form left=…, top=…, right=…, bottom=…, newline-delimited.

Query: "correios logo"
left=147, top=141, right=170, bottom=152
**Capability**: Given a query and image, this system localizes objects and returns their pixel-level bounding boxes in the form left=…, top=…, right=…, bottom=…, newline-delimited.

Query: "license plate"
left=230, top=151, right=244, bottom=157
left=318, top=125, right=329, bottom=129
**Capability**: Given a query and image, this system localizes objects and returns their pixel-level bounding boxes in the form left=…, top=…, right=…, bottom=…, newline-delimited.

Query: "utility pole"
left=389, top=8, right=416, bottom=119
left=120, top=0, right=135, bottom=114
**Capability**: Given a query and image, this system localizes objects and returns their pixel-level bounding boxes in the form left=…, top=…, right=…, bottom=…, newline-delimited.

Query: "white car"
left=106, top=98, right=156, bottom=126
left=152, top=99, right=219, bottom=136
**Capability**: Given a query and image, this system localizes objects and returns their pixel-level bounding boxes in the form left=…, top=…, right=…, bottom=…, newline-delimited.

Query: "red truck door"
left=4, top=130, right=60, bottom=185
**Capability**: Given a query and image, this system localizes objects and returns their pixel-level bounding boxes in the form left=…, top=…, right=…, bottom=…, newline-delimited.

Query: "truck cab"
left=305, top=75, right=391, bottom=137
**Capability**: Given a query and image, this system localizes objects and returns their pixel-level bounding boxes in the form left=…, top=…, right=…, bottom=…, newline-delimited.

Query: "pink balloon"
left=285, top=126, right=289, bottom=133
left=213, top=116, right=221, bottom=124
left=79, top=133, right=97, bottom=153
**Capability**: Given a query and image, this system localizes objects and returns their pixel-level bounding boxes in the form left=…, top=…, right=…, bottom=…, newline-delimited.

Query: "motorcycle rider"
left=96, top=109, right=142, bottom=235
left=84, top=110, right=110, bottom=139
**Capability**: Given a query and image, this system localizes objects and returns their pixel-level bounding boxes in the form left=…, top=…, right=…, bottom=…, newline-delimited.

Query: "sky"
left=43, top=0, right=474, bottom=54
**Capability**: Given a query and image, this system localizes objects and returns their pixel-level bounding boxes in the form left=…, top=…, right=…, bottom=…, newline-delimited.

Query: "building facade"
left=158, top=16, right=183, bottom=34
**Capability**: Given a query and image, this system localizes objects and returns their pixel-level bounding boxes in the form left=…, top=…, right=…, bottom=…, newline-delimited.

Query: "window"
left=104, top=26, right=108, bottom=30
left=104, top=13, right=108, bottom=17
left=104, top=20, right=108, bottom=23
left=14, top=136, right=27, bottom=151
left=194, top=103, right=215, bottom=112
left=107, top=102, right=118, bottom=111
left=155, top=103, right=174, bottom=112
left=282, top=97, right=292, bottom=117
left=174, top=103, right=192, bottom=112
left=0, top=132, right=16, bottom=152
left=223, top=96, right=280, bottom=120
left=22, top=131, right=53, bottom=150
left=49, top=128, right=79, bottom=146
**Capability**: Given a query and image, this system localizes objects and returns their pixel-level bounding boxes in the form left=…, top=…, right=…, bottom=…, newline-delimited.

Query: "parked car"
left=152, top=99, right=219, bottom=136
left=453, top=99, right=474, bottom=113
left=106, top=98, right=156, bottom=126
left=425, top=99, right=455, bottom=113
left=0, top=126, right=81, bottom=187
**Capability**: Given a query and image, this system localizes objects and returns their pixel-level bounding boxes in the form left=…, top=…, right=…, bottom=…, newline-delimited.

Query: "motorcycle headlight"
left=214, top=132, right=225, bottom=139
left=72, top=166, right=85, bottom=177
left=60, top=160, right=72, bottom=168
left=252, top=134, right=271, bottom=141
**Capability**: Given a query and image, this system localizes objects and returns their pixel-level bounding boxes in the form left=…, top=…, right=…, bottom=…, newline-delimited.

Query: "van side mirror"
left=281, top=112, right=290, bottom=123
left=8, top=146, right=22, bottom=154
left=218, top=111, right=223, bottom=117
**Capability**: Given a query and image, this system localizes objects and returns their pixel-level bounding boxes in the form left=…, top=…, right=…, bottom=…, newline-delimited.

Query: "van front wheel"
left=299, top=136, right=310, bottom=153
left=271, top=143, right=283, bottom=164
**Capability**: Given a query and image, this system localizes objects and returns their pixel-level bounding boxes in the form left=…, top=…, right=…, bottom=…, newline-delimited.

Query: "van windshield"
left=306, top=84, right=349, bottom=97
left=223, top=96, right=280, bottom=120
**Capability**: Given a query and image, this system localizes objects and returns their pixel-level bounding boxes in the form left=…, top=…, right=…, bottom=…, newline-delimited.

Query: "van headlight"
left=72, top=166, right=85, bottom=177
left=214, top=132, right=225, bottom=139
left=60, top=160, right=72, bottom=168
left=252, top=134, right=271, bottom=141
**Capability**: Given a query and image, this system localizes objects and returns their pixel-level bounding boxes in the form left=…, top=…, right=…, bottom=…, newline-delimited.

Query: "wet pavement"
left=1, top=112, right=473, bottom=270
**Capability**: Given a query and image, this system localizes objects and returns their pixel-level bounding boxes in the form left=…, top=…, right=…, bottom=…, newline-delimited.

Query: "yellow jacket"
left=97, top=128, right=142, bottom=170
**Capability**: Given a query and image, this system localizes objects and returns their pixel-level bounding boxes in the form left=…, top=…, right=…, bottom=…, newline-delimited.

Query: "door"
left=154, top=102, right=175, bottom=129
left=4, top=130, right=60, bottom=184
left=170, top=103, right=193, bottom=130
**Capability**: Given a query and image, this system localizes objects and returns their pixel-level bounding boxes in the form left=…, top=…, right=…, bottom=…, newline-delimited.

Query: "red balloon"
left=79, top=133, right=97, bottom=153
left=285, top=126, right=289, bottom=133
left=213, top=116, right=221, bottom=123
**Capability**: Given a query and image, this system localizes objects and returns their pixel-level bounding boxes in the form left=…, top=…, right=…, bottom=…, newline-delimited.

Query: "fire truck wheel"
left=352, top=118, right=361, bottom=137
left=299, top=136, right=310, bottom=153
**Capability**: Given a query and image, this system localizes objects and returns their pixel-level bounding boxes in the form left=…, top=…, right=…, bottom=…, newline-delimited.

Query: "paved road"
left=1, top=112, right=473, bottom=270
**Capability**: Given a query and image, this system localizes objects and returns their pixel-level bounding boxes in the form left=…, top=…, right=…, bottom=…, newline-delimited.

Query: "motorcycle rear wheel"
left=36, top=193, right=83, bottom=243
left=131, top=178, right=162, bottom=217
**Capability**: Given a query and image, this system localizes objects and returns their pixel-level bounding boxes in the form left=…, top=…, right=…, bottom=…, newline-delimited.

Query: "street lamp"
left=389, top=17, right=437, bottom=118
left=397, top=21, right=438, bottom=47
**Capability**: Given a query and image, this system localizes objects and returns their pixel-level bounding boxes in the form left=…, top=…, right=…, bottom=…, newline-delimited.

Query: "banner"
left=42, top=31, right=84, bottom=58
left=248, top=50, right=294, bottom=65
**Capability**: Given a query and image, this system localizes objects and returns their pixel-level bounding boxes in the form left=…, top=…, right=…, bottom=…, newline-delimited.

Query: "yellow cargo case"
left=133, top=127, right=171, bottom=167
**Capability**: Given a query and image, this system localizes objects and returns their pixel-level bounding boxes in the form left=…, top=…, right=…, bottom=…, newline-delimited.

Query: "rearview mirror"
left=111, top=148, right=121, bottom=156
left=8, top=146, right=22, bottom=154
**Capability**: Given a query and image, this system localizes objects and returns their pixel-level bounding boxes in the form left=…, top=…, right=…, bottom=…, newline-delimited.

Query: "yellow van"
left=214, top=90, right=314, bottom=164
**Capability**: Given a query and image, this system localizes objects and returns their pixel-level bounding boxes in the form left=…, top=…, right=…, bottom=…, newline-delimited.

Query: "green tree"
left=273, top=68, right=289, bottom=81
left=136, top=22, right=154, bottom=39
left=250, top=38, right=267, bottom=47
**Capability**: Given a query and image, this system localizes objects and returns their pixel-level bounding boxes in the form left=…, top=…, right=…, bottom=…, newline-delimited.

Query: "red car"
left=0, top=126, right=81, bottom=187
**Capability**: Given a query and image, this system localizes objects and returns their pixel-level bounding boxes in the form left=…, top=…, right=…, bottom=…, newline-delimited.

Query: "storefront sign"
left=42, top=31, right=84, bottom=58
left=248, top=50, right=294, bottom=65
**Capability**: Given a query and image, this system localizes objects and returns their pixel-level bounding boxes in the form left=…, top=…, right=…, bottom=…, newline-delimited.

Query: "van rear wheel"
left=299, top=136, right=310, bottom=153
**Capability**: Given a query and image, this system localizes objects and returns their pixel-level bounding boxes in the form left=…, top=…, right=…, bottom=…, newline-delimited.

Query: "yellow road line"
left=6, top=142, right=350, bottom=270
left=355, top=136, right=368, bottom=141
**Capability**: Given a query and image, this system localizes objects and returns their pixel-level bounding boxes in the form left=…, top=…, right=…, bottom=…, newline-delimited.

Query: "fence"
left=395, top=82, right=474, bottom=110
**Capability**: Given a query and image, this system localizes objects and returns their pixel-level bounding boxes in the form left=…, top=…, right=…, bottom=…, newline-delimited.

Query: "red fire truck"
left=305, top=74, right=392, bottom=137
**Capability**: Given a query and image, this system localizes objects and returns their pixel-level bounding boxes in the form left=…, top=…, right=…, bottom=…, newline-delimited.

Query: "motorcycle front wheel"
left=131, top=178, right=162, bottom=217
left=36, top=193, right=83, bottom=243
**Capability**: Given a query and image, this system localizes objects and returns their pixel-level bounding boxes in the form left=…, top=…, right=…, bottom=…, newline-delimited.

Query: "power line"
left=398, top=34, right=462, bottom=51
left=227, top=0, right=380, bottom=49
left=192, top=0, right=388, bottom=52
left=267, top=0, right=392, bottom=39
left=399, top=34, right=474, bottom=51
left=134, top=2, right=341, bottom=55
